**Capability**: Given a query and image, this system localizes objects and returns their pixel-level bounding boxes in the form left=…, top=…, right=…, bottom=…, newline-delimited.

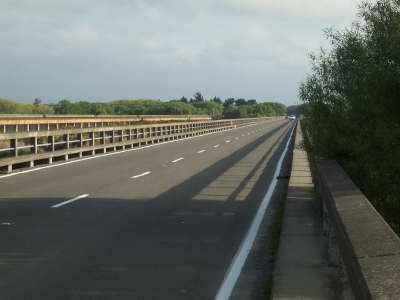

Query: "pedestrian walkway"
left=272, top=124, right=334, bottom=299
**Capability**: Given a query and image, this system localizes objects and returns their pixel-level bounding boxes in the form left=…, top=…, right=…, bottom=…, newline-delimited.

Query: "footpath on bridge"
left=272, top=124, right=334, bottom=299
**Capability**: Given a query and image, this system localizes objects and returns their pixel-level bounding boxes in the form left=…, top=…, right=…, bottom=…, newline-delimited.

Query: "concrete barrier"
left=315, top=160, right=400, bottom=300
left=0, top=115, right=283, bottom=173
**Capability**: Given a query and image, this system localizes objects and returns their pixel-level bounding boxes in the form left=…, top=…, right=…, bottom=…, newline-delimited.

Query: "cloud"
left=61, top=26, right=100, bottom=49
left=226, top=0, right=359, bottom=20
left=0, top=0, right=362, bottom=104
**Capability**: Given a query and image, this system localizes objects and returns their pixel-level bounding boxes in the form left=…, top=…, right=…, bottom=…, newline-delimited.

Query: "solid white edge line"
left=131, top=171, right=151, bottom=179
left=0, top=121, right=283, bottom=180
left=51, top=194, right=89, bottom=208
left=171, top=157, right=184, bottom=163
left=214, top=123, right=296, bottom=300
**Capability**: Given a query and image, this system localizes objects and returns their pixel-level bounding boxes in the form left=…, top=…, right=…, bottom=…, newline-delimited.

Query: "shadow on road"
left=0, top=121, right=293, bottom=300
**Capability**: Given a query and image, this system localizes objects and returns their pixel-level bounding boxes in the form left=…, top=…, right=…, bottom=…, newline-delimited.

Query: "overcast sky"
left=0, top=0, right=362, bottom=105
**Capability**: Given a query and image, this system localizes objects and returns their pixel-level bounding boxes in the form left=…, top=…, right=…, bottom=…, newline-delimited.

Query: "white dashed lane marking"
left=131, top=171, right=151, bottom=179
left=172, top=157, right=184, bottom=163
left=51, top=194, right=89, bottom=208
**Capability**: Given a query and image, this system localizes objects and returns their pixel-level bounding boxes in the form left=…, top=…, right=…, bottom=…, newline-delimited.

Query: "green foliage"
left=0, top=96, right=287, bottom=120
left=222, top=100, right=286, bottom=118
left=300, top=0, right=400, bottom=233
left=190, top=92, right=205, bottom=103
left=211, top=97, right=222, bottom=104
left=287, top=104, right=307, bottom=116
left=223, top=98, right=235, bottom=107
left=235, top=98, right=247, bottom=106
left=0, top=98, right=54, bottom=114
left=0, top=98, right=18, bottom=113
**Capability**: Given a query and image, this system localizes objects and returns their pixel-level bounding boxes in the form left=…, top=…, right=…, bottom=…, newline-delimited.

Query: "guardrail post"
left=100, top=131, right=105, bottom=145
left=90, top=132, right=95, bottom=147
left=48, top=136, right=55, bottom=152
left=11, top=138, right=18, bottom=157
left=78, top=132, right=83, bottom=157
left=65, top=133, right=70, bottom=149
left=31, top=137, right=38, bottom=154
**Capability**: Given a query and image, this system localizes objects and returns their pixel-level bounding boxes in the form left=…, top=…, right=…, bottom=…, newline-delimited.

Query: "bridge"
left=0, top=115, right=290, bottom=299
left=0, top=115, right=398, bottom=300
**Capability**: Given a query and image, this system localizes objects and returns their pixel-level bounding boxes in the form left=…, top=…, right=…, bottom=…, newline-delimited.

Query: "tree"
left=190, top=92, right=205, bottom=103
left=33, top=98, right=41, bottom=106
left=235, top=98, right=247, bottom=106
left=299, top=0, right=400, bottom=233
left=223, top=105, right=240, bottom=118
left=53, top=99, right=74, bottom=114
left=32, top=98, right=41, bottom=114
left=0, top=96, right=287, bottom=121
left=192, top=101, right=223, bottom=118
left=224, top=98, right=235, bottom=107
left=211, top=97, right=222, bottom=104
left=0, top=99, right=17, bottom=113
left=248, top=99, right=257, bottom=105
left=179, top=96, right=188, bottom=103
left=92, top=103, right=113, bottom=115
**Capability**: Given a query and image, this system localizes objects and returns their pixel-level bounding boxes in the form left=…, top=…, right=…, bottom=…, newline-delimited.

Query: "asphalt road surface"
left=0, top=119, right=293, bottom=300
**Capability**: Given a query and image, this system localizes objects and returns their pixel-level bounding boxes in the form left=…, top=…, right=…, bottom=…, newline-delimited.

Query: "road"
left=0, top=119, right=292, bottom=300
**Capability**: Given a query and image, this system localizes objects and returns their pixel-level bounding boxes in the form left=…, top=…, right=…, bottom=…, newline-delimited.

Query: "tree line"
left=300, top=0, right=400, bottom=233
left=0, top=93, right=287, bottom=119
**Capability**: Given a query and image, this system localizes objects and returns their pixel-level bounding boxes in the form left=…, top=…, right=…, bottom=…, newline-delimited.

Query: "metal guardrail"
left=0, top=116, right=283, bottom=173
left=315, top=160, right=400, bottom=300
left=0, top=114, right=211, bottom=132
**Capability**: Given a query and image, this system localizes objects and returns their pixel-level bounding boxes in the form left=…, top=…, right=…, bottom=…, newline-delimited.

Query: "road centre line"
left=197, top=150, right=206, bottom=154
left=172, top=157, right=184, bottom=163
left=51, top=194, right=89, bottom=208
left=225, top=140, right=231, bottom=143
left=131, top=171, right=151, bottom=179
left=213, top=144, right=220, bottom=148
